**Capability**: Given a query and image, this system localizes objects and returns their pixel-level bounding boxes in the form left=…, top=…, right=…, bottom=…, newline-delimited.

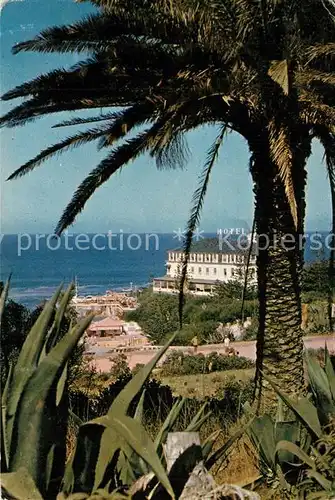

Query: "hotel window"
left=213, top=268, right=217, bottom=275
left=224, top=268, right=227, bottom=276
left=191, top=267, right=194, bottom=273
left=198, top=267, right=202, bottom=274
left=206, top=267, right=209, bottom=275
left=170, top=253, right=174, bottom=261
left=231, top=268, right=235, bottom=276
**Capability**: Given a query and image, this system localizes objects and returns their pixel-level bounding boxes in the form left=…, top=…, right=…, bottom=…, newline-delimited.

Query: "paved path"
left=89, top=334, right=334, bottom=372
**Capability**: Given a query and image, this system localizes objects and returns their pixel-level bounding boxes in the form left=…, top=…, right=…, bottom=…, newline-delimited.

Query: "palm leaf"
left=305, top=42, right=335, bottom=63
left=52, top=112, right=120, bottom=128
left=54, top=133, right=147, bottom=234
left=268, top=120, right=298, bottom=227
left=54, top=117, right=175, bottom=234
left=268, top=60, right=290, bottom=95
left=314, top=128, right=335, bottom=330
left=240, top=214, right=256, bottom=320
left=12, top=14, right=120, bottom=55
left=0, top=96, right=115, bottom=129
left=6, top=127, right=111, bottom=180
left=178, top=125, right=227, bottom=326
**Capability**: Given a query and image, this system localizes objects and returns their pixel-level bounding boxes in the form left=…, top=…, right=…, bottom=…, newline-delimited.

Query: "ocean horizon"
left=0, top=231, right=332, bottom=308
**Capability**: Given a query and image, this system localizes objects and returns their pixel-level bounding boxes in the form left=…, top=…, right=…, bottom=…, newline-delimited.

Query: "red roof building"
left=88, top=317, right=126, bottom=337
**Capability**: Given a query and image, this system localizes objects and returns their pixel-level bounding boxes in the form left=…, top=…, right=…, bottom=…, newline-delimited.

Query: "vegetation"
left=302, top=258, right=331, bottom=300
left=127, top=288, right=257, bottom=345
left=1, top=283, right=245, bottom=500
left=1, top=279, right=334, bottom=499
left=160, top=351, right=254, bottom=377
left=0, top=289, right=30, bottom=381
left=247, top=347, right=335, bottom=499
left=157, top=370, right=254, bottom=399
left=0, top=282, right=86, bottom=387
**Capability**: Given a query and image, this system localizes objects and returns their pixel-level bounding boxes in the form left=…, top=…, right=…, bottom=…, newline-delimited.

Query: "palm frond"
left=2, top=59, right=100, bottom=101
left=268, top=120, right=298, bottom=227
left=12, top=7, right=192, bottom=56
left=297, top=68, right=335, bottom=86
left=305, top=42, right=335, bottom=63
left=12, top=14, right=119, bottom=55
left=149, top=121, right=188, bottom=170
left=6, top=126, right=111, bottom=180
left=55, top=133, right=148, bottom=234
left=178, top=125, right=227, bottom=327
left=55, top=119, right=167, bottom=234
left=155, top=131, right=190, bottom=170
left=316, top=129, right=335, bottom=331
left=0, top=97, right=116, bottom=129
left=268, top=60, right=290, bottom=95
left=241, top=214, right=256, bottom=321
left=52, top=112, right=120, bottom=128
left=96, top=102, right=154, bottom=149
left=299, top=98, right=335, bottom=130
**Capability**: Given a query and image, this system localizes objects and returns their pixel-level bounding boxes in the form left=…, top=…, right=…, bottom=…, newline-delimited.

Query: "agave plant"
left=247, top=347, right=335, bottom=498
left=0, top=280, right=241, bottom=500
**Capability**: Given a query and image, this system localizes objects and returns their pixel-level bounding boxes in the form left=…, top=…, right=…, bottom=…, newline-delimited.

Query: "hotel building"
left=153, top=237, right=257, bottom=296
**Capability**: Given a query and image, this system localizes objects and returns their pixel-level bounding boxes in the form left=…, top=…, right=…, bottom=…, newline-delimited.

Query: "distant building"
left=72, top=291, right=137, bottom=318
left=153, top=237, right=257, bottom=296
left=87, top=318, right=126, bottom=337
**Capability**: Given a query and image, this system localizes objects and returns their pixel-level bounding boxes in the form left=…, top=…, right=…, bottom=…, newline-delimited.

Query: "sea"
left=0, top=231, right=331, bottom=309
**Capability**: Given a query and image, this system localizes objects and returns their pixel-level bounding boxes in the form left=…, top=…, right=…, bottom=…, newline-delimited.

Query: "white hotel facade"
left=153, top=237, right=257, bottom=295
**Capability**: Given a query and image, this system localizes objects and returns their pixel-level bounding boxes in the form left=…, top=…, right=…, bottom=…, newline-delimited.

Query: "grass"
left=156, top=368, right=255, bottom=398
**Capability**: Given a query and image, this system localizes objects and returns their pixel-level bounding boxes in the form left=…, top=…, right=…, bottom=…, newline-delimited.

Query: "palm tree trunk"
left=250, top=136, right=309, bottom=411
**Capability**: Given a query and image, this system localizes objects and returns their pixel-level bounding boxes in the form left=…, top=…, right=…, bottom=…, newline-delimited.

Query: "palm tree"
left=1, top=0, right=334, bottom=408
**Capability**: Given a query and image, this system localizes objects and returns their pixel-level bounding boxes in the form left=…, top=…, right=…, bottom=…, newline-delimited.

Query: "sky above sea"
left=0, top=0, right=332, bottom=235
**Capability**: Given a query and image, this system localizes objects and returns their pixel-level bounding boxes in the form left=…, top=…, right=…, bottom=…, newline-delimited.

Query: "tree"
left=127, top=292, right=179, bottom=344
left=0, top=296, right=30, bottom=381
left=1, top=0, right=335, bottom=407
left=213, top=276, right=257, bottom=302
left=303, top=259, right=330, bottom=298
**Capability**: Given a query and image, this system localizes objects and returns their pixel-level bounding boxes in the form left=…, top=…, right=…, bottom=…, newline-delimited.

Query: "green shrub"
left=243, top=317, right=258, bottom=340
left=160, top=350, right=254, bottom=376
left=304, top=300, right=329, bottom=334
left=108, top=353, right=131, bottom=379
left=248, top=347, right=335, bottom=498
left=126, top=289, right=258, bottom=346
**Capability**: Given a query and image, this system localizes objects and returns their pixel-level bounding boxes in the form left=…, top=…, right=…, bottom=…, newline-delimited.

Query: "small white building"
left=153, top=237, right=256, bottom=296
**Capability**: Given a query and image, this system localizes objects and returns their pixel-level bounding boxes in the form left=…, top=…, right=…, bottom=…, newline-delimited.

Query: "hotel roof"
left=172, top=237, right=256, bottom=254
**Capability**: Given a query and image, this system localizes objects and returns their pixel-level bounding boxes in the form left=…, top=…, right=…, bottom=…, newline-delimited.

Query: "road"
left=89, top=334, right=335, bottom=372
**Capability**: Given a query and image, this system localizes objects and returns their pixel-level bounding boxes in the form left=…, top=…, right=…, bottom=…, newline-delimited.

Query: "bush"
left=160, top=350, right=254, bottom=376
left=214, top=377, right=254, bottom=420
left=126, top=289, right=258, bottom=346
left=304, top=300, right=329, bottom=334
left=108, top=353, right=131, bottom=379
left=242, top=317, right=258, bottom=340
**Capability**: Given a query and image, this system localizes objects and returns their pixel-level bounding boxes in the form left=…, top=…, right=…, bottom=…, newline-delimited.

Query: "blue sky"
left=0, top=0, right=331, bottom=234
